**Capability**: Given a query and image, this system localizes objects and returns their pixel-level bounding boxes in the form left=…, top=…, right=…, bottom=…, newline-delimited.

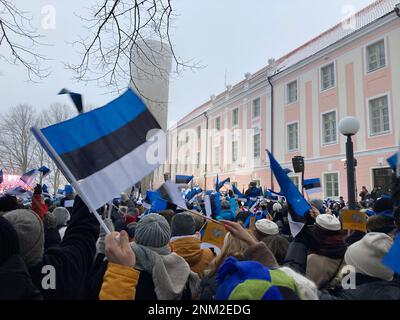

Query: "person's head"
left=373, top=196, right=394, bottom=216
left=206, top=230, right=255, bottom=277
left=52, top=207, right=70, bottom=228
left=158, top=209, right=175, bottom=225
left=125, top=222, right=137, bottom=241
left=43, top=212, right=57, bottom=231
left=260, top=235, right=289, bottom=265
left=345, top=232, right=394, bottom=281
left=1, top=209, right=44, bottom=267
left=313, top=214, right=342, bottom=241
left=221, top=200, right=231, bottom=211
left=134, top=213, right=171, bottom=249
left=254, top=219, right=279, bottom=240
left=0, top=215, right=20, bottom=265
left=272, top=203, right=282, bottom=213
left=0, top=194, right=18, bottom=213
left=171, top=212, right=196, bottom=237
left=249, top=181, right=257, bottom=188
left=310, top=199, right=325, bottom=214
left=120, top=192, right=129, bottom=205
left=367, top=215, right=396, bottom=234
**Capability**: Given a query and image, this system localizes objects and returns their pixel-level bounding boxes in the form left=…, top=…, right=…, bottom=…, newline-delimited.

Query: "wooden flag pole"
left=174, top=204, right=224, bottom=225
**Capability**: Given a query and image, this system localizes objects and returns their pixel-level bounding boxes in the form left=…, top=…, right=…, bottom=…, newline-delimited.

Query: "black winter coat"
left=198, top=274, right=218, bottom=300
left=0, top=255, right=42, bottom=300
left=28, top=196, right=100, bottom=300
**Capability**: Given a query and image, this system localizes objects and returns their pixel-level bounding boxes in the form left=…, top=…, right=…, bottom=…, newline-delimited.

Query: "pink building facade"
left=154, top=0, right=400, bottom=200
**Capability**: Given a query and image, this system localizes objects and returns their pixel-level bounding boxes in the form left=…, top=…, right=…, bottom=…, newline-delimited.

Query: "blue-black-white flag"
left=58, top=88, right=83, bottom=114
left=20, top=169, right=39, bottom=186
left=216, top=177, right=230, bottom=192
left=303, top=178, right=322, bottom=195
left=144, top=180, right=188, bottom=213
left=175, top=175, right=194, bottom=185
left=38, top=166, right=51, bottom=178
left=267, top=150, right=311, bottom=217
left=232, top=184, right=246, bottom=202
left=32, top=88, right=166, bottom=210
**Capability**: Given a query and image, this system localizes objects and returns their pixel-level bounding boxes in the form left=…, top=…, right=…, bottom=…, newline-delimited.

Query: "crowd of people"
left=0, top=174, right=399, bottom=300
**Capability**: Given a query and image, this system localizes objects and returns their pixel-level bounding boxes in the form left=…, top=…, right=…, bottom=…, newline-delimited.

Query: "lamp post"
left=339, top=117, right=360, bottom=210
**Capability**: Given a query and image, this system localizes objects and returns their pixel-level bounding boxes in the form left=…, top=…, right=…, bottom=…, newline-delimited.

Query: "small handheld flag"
left=303, top=178, right=322, bottom=195
left=201, top=221, right=227, bottom=249
left=216, top=177, right=230, bottom=192
left=38, top=166, right=51, bottom=178
left=175, top=175, right=194, bottom=185
left=58, top=88, right=83, bottom=114
left=20, top=169, right=39, bottom=186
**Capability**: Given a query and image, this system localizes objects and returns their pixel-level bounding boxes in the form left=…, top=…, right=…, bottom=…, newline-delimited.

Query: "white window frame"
left=319, top=61, right=336, bottom=92
left=252, top=97, right=261, bottom=120
left=320, top=109, right=338, bottom=147
left=232, top=108, right=239, bottom=127
left=322, top=171, right=340, bottom=200
left=286, top=121, right=299, bottom=152
left=232, top=139, right=238, bottom=163
left=366, top=93, right=391, bottom=138
left=289, top=175, right=301, bottom=191
left=286, top=80, right=298, bottom=105
left=253, top=131, right=261, bottom=159
left=364, top=36, right=388, bottom=75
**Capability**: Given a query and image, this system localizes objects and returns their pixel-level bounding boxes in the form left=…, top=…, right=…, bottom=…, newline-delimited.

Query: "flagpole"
left=31, top=127, right=111, bottom=235
left=174, top=204, right=224, bottom=225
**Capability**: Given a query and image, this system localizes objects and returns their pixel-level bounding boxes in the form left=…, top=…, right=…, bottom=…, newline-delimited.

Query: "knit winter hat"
left=316, top=214, right=341, bottom=231
left=43, top=212, right=57, bottom=230
left=255, top=219, right=279, bottom=235
left=134, top=214, right=171, bottom=248
left=53, top=207, right=70, bottom=228
left=0, top=216, right=20, bottom=265
left=345, top=232, right=394, bottom=281
left=0, top=194, right=18, bottom=213
left=373, top=197, right=394, bottom=217
left=2, top=209, right=44, bottom=267
left=272, top=203, right=282, bottom=212
left=310, top=199, right=325, bottom=213
left=216, top=257, right=299, bottom=300
left=171, top=212, right=195, bottom=237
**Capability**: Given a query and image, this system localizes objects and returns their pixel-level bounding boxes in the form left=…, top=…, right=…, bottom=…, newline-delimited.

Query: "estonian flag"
left=232, top=184, right=246, bottom=202
left=58, top=88, right=83, bottom=114
left=38, top=166, right=51, bottom=178
left=144, top=181, right=188, bottom=213
left=175, top=175, right=194, bottom=185
left=32, top=88, right=165, bottom=211
left=20, top=169, right=39, bottom=186
left=216, top=177, right=230, bottom=192
left=387, top=152, right=399, bottom=173
left=267, top=150, right=311, bottom=217
left=303, top=178, right=322, bottom=195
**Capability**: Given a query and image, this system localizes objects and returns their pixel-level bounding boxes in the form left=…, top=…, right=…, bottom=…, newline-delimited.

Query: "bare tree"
left=0, top=0, right=49, bottom=80
left=0, top=104, right=38, bottom=173
left=68, top=0, right=198, bottom=93
left=37, top=103, right=74, bottom=193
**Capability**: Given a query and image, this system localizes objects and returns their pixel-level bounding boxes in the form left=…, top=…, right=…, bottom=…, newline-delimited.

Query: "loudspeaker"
left=292, top=156, right=305, bottom=173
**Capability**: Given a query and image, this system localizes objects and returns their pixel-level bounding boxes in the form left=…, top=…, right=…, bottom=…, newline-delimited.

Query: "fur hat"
left=345, top=232, right=394, bottom=281
left=316, top=214, right=341, bottom=231
left=2, top=209, right=44, bottom=267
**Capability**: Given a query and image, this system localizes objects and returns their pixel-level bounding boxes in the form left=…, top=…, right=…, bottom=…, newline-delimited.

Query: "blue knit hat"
left=216, top=257, right=299, bottom=300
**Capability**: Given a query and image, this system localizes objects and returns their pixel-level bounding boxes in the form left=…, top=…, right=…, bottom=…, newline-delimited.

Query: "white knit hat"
left=272, top=203, right=282, bottom=212
left=316, top=214, right=341, bottom=231
left=255, top=219, right=279, bottom=235
left=345, top=232, right=394, bottom=281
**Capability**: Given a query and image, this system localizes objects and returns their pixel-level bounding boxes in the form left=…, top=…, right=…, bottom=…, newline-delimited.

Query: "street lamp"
left=339, top=117, right=360, bottom=209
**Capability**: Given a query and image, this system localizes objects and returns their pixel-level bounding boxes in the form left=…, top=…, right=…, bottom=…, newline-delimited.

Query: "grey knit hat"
left=171, top=212, right=195, bottom=237
left=43, top=212, right=57, bottom=230
left=134, top=214, right=171, bottom=248
left=53, top=207, right=70, bottom=228
left=2, top=209, right=44, bottom=267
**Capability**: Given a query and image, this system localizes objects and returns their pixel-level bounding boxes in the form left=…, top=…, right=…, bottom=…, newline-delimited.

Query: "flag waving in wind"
left=20, top=169, right=39, bottom=186
left=267, top=150, right=311, bottom=217
left=303, top=178, right=322, bottom=195
left=32, top=88, right=166, bottom=211
left=38, top=166, right=51, bottom=178
left=216, top=177, right=230, bottom=192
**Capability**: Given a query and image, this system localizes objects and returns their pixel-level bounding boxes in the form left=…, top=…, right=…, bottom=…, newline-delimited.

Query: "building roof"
left=175, top=0, right=398, bottom=127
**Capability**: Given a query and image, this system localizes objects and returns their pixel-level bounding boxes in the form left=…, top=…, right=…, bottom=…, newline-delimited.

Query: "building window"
left=253, top=133, right=260, bottom=159
left=196, top=152, right=200, bottom=169
left=185, top=132, right=189, bottom=143
left=366, top=39, right=386, bottom=73
left=215, top=117, right=221, bottom=131
left=184, top=154, right=189, bottom=173
left=232, top=140, right=238, bottom=162
left=214, top=146, right=220, bottom=169
left=321, top=62, right=335, bottom=91
left=372, top=168, right=394, bottom=195
left=322, top=111, right=337, bottom=145
left=197, top=126, right=201, bottom=139
left=252, top=98, right=261, bottom=119
left=232, top=108, right=239, bottom=126
left=290, top=176, right=299, bottom=189
left=369, top=95, right=390, bottom=136
left=324, top=173, right=339, bottom=198
left=287, top=122, right=299, bottom=152
left=287, top=81, right=298, bottom=104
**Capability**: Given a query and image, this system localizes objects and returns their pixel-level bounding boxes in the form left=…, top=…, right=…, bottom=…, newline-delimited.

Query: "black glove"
left=33, top=184, right=42, bottom=195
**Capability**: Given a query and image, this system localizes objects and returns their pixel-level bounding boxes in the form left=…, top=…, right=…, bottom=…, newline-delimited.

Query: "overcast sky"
left=0, top=0, right=374, bottom=124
